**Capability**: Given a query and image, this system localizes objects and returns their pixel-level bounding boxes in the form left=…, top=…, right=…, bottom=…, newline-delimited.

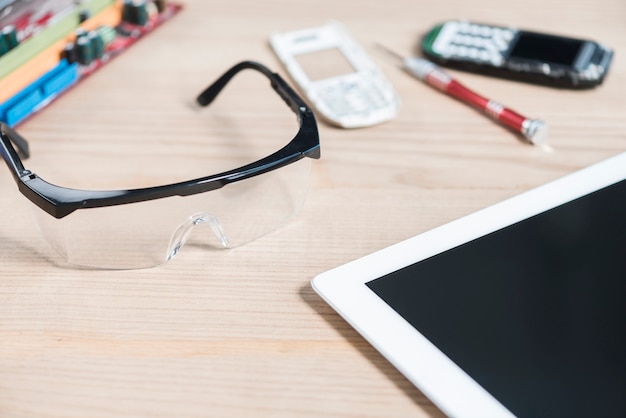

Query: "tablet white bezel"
left=312, top=152, right=626, bottom=417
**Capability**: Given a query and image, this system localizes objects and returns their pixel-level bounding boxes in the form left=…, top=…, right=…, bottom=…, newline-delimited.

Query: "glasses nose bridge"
left=166, top=212, right=230, bottom=261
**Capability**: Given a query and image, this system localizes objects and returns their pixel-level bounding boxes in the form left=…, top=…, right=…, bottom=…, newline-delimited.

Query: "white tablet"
left=312, top=152, right=626, bottom=418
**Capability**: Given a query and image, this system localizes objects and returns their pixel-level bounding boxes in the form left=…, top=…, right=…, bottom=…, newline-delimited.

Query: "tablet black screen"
left=367, top=179, right=626, bottom=417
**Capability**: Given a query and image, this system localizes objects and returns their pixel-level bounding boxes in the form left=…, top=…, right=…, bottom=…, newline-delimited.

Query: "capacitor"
left=74, top=27, right=88, bottom=40
left=1, top=25, right=19, bottom=50
left=122, top=0, right=149, bottom=26
left=88, top=30, right=105, bottom=59
left=76, top=35, right=94, bottom=65
left=79, top=9, right=91, bottom=23
left=0, top=34, right=8, bottom=56
left=62, top=42, right=78, bottom=64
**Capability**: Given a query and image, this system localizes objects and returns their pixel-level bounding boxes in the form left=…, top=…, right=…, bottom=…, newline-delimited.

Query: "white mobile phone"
left=270, top=21, right=400, bottom=128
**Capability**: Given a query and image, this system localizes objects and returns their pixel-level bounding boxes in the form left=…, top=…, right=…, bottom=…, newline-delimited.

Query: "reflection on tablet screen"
left=367, top=179, right=626, bottom=417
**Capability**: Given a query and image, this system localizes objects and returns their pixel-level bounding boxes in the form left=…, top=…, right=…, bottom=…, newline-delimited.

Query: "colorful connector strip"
left=0, top=59, right=78, bottom=126
left=0, top=0, right=182, bottom=127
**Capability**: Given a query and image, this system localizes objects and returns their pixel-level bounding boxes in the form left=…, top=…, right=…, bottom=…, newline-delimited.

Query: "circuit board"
left=0, top=0, right=182, bottom=127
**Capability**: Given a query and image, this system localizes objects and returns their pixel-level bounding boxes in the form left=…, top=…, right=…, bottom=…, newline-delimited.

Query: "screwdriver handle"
left=404, top=57, right=548, bottom=145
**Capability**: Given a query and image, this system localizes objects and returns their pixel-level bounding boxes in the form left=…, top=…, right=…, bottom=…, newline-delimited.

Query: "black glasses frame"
left=0, top=61, right=320, bottom=219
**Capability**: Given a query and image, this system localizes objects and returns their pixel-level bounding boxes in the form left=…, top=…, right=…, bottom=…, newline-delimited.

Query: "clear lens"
left=32, top=158, right=311, bottom=269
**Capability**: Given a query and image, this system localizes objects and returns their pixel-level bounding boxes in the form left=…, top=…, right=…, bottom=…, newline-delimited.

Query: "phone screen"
left=295, top=48, right=356, bottom=81
left=509, top=31, right=585, bottom=66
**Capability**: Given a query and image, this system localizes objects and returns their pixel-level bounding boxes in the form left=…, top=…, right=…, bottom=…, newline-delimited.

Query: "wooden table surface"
left=1, top=0, right=624, bottom=416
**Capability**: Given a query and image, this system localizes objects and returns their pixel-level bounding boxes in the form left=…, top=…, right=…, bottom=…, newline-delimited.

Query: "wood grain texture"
left=1, top=0, right=625, bottom=416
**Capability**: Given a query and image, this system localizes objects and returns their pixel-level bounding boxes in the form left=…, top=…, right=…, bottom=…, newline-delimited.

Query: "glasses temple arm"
left=1, top=122, right=30, bottom=159
left=195, top=61, right=306, bottom=114
left=0, top=122, right=31, bottom=183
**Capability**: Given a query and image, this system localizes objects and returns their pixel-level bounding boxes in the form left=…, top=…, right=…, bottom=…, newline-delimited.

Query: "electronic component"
left=0, top=0, right=182, bottom=127
left=122, top=0, right=149, bottom=26
left=1, top=25, right=19, bottom=50
left=0, top=59, right=78, bottom=126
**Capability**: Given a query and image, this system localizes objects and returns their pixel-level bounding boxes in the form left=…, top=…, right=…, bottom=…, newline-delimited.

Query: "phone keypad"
left=317, top=78, right=392, bottom=118
left=434, top=21, right=517, bottom=66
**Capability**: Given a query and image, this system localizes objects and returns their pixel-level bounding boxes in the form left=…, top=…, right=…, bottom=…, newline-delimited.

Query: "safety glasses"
left=0, top=61, right=320, bottom=269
